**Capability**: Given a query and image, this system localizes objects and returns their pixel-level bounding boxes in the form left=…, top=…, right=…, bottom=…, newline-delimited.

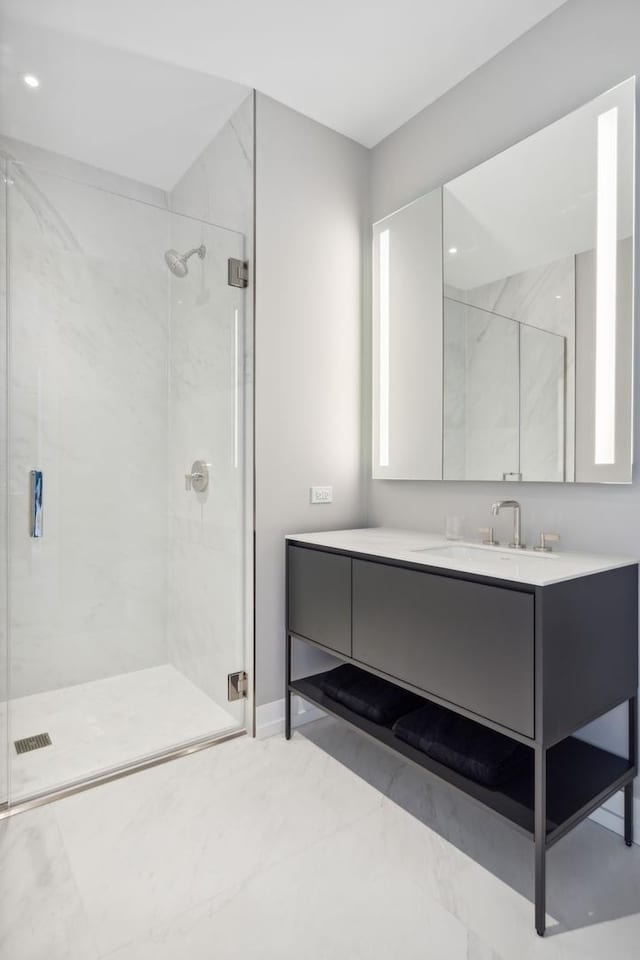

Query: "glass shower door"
left=5, top=162, right=249, bottom=804
left=1, top=156, right=8, bottom=808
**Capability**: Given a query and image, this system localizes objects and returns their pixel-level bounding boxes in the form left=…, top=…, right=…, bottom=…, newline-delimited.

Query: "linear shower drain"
left=14, top=732, right=52, bottom=755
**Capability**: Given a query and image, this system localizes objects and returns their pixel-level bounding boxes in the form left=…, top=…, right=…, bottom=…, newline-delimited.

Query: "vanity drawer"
left=288, top=546, right=352, bottom=656
left=352, top=559, right=534, bottom=737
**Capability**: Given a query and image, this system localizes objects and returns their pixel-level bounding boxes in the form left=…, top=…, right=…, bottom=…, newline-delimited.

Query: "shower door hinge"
left=228, top=258, right=249, bottom=288
left=228, top=671, right=249, bottom=701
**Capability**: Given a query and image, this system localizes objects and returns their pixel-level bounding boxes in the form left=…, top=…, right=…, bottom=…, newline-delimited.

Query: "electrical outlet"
left=310, top=485, right=333, bottom=504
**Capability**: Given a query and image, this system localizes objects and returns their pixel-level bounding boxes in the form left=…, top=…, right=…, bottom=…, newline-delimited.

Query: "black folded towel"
left=391, top=699, right=453, bottom=750
left=319, top=664, right=425, bottom=725
left=393, top=704, right=529, bottom=788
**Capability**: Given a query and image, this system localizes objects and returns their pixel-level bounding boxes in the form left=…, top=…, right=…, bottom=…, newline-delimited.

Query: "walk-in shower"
left=0, top=81, right=255, bottom=812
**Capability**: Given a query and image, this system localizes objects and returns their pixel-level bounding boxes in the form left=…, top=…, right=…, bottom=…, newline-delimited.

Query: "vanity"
left=284, top=528, right=638, bottom=936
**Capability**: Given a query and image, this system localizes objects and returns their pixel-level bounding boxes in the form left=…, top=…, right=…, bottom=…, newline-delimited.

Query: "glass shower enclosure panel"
left=1, top=157, right=8, bottom=806
left=5, top=162, right=248, bottom=803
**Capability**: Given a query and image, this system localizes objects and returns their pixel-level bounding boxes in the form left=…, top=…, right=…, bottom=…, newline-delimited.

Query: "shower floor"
left=7, top=664, right=238, bottom=802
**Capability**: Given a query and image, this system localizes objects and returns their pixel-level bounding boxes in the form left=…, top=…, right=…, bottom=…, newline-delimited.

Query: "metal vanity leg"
left=285, top=633, right=292, bottom=740
left=625, top=696, right=637, bottom=847
left=625, top=783, right=634, bottom=846
left=534, top=745, right=547, bottom=937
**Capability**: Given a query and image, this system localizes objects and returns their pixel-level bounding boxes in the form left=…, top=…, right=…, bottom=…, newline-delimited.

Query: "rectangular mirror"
left=373, top=77, right=636, bottom=483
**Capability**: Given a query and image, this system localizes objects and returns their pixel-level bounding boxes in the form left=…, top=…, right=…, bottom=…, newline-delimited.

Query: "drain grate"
left=14, top=732, right=52, bottom=755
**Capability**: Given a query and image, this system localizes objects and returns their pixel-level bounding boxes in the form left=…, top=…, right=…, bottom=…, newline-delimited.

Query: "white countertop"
left=286, top=527, right=637, bottom=586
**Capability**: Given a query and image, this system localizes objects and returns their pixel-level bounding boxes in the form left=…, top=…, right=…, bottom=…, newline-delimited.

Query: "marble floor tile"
left=52, top=730, right=387, bottom=956
left=9, top=664, right=237, bottom=800
left=303, top=718, right=640, bottom=959
left=105, top=806, right=469, bottom=960
left=466, top=931, right=505, bottom=960
left=0, top=804, right=98, bottom=960
left=4, top=714, right=640, bottom=960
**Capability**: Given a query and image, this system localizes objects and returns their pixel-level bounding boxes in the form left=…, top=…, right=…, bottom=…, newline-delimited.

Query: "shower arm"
left=183, top=245, right=206, bottom=263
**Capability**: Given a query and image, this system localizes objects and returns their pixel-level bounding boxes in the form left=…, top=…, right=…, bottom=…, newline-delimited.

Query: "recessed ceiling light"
left=555, top=294, right=562, bottom=300
left=22, top=74, right=40, bottom=88
left=448, top=246, right=458, bottom=255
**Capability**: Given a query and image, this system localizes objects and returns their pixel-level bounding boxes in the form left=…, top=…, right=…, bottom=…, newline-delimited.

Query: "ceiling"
left=0, top=19, right=250, bottom=189
left=3, top=0, right=567, bottom=141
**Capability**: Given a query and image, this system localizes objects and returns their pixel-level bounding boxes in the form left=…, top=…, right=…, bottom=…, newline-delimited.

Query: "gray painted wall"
left=368, top=0, right=640, bottom=771
left=255, top=94, right=369, bottom=706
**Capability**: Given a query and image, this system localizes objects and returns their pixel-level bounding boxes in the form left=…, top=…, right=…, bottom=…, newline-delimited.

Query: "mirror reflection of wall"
left=520, top=323, right=566, bottom=483
left=444, top=302, right=519, bottom=481
left=443, top=256, right=572, bottom=482
left=442, top=76, right=634, bottom=483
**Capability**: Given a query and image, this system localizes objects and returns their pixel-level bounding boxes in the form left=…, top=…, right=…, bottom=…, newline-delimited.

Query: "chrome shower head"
left=164, top=244, right=206, bottom=278
left=164, top=249, right=188, bottom=277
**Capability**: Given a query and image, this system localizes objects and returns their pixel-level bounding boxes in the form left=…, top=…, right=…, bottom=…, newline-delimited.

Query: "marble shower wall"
left=166, top=93, right=253, bottom=721
left=3, top=137, right=170, bottom=698
left=520, top=324, right=566, bottom=482
left=444, top=256, right=574, bottom=482
left=442, top=301, right=467, bottom=480
left=443, top=300, right=519, bottom=481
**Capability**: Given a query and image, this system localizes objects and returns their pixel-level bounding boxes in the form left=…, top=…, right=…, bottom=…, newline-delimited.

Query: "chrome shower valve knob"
left=184, top=460, right=210, bottom=493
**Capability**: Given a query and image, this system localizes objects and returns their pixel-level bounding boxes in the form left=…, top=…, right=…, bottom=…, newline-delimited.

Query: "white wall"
left=255, top=94, right=369, bottom=706
left=368, top=0, right=640, bottom=773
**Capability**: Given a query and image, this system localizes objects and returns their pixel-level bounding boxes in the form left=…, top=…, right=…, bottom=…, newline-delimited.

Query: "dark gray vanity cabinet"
left=285, top=539, right=638, bottom=937
left=352, top=559, right=534, bottom=737
left=539, top=566, right=638, bottom=745
left=287, top=545, right=351, bottom=656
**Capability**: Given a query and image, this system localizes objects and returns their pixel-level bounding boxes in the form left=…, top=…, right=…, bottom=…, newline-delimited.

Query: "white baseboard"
left=255, top=698, right=638, bottom=845
left=588, top=790, right=639, bottom=845
left=255, top=696, right=326, bottom=740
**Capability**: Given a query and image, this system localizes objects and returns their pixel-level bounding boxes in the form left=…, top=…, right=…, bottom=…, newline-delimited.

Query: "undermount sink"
left=412, top=544, right=558, bottom=562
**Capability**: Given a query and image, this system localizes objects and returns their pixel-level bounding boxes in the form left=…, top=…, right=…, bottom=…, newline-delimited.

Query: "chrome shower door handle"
left=30, top=469, right=43, bottom=537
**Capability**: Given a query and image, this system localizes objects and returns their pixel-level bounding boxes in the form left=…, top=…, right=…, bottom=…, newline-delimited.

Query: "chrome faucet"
left=491, top=500, right=525, bottom=549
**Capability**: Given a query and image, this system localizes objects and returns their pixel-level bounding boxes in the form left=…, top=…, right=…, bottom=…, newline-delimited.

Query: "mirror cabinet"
left=372, top=78, right=636, bottom=483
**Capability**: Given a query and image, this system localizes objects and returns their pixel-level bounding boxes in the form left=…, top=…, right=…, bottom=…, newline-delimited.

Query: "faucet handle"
left=478, top=527, right=499, bottom=546
left=533, top=532, right=560, bottom=553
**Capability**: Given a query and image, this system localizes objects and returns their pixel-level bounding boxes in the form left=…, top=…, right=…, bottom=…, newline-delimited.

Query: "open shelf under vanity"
left=291, top=672, right=633, bottom=844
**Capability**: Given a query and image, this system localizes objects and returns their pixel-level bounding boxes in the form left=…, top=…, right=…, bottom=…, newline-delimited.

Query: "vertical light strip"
left=233, top=308, right=239, bottom=469
left=594, top=106, right=618, bottom=465
left=378, top=229, right=390, bottom=467
left=557, top=376, right=564, bottom=479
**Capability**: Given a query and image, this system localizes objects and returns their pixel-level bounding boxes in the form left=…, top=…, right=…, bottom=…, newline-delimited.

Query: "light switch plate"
left=310, top=485, right=333, bottom=504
